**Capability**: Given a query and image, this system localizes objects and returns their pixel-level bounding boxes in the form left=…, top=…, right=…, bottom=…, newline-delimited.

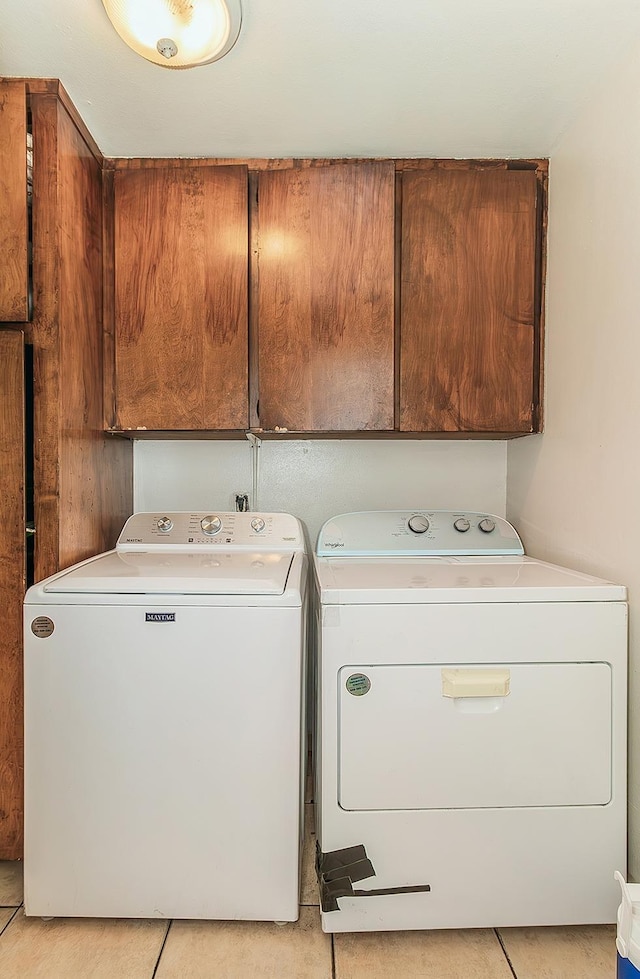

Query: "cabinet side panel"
left=400, top=169, right=537, bottom=433
left=0, top=81, right=28, bottom=322
left=0, top=330, right=25, bottom=858
left=30, top=94, right=61, bottom=583
left=55, top=103, right=132, bottom=568
left=114, top=166, right=248, bottom=431
left=258, top=162, right=395, bottom=432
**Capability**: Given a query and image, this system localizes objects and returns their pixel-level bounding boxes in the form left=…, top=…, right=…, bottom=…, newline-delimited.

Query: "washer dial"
left=250, top=517, right=266, bottom=533
left=201, top=515, right=222, bottom=536
left=157, top=516, right=173, bottom=533
left=478, top=517, right=496, bottom=534
left=408, top=514, right=430, bottom=534
left=453, top=517, right=471, bottom=533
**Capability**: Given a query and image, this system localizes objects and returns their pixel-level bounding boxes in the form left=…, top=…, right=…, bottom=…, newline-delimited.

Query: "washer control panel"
left=317, top=511, right=524, bottom=556
left=117, top=512, right=304, bottom=552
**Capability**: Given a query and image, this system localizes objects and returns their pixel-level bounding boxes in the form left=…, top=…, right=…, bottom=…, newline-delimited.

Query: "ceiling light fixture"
left=101, top=0, right=242, bottom=69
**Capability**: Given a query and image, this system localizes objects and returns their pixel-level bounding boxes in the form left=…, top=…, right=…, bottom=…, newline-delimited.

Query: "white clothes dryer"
left=24, top=511, right=308, bottom=921
left=313, top=510, right=627, bottom=933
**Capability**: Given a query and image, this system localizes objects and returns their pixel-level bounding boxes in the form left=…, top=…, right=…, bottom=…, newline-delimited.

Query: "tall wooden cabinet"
left=255, top=162, right=396, bottom=432
left=30, top=89, right=132, bottom=581
left=0, top=331, right=25, bottom=859
left=0, top=81, right=133, bottom=857
left=106, top=165, right=249, bottom=431
left=399, top=167, right=540, bottom=433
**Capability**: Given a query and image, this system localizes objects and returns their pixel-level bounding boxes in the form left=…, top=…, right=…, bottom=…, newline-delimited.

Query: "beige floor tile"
left=498, top=924, right=616, bottom=979
left=0, top=862, right=23, bottom=907
left=301, top=803, right=319, bottom=906
left=0, top=909, right=168, bottom=979
left=0, top=908, right=19, bottom=933
left=155, top=905, right=331, bottom=979
left=335, top=927, right=513, bottom=979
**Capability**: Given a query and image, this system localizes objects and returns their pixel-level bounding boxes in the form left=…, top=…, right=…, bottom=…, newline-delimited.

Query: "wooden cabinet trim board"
left=532, top=166, right=548, bottom=433
left=20, top=78, right=104, bottom=167
left=106, top=427, right=535, bottom=441
left=102, top=168, right=116, bottom=430
left=393, top=170, right=403, bottom=431
left=248, top=170, right=260, bottom=430
left=104, top=156, right=547, bottom=175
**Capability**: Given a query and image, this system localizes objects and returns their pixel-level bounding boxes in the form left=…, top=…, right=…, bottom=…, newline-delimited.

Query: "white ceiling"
left=2, top=0, right=640, bottom=160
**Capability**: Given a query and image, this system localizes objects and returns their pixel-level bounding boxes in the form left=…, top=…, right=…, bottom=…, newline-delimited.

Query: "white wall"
left=507, top=41, right=640, bottom=876
left=134, top=439, right=507, bottom=547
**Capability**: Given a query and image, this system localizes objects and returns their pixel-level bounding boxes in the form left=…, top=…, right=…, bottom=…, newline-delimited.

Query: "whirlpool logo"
left=324, top=541, right=344, bottom=548
left=145, top=612, right=176, bottom=623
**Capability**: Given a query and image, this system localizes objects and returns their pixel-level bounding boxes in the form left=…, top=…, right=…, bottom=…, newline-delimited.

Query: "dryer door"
left=338, top=662, right=612, bottom=810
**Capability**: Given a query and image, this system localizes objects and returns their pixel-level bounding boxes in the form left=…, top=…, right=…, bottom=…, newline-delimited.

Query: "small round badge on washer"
left=345, top=673, right=371, bottom=696
left=31, top=616, right=55, bottom=639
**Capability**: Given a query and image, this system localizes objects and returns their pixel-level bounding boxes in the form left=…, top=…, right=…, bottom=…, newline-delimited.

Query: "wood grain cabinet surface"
left=110, top=165, right=249, bottom=431
left=107, top=159, right=543, bottom=437
left=255, top=162, right=396, bottom=432
left=0, top=330, right=25, bottom=860
left=0, top=83, right=133, bottom=858
left=400, top=168, right=540, bottom=433
left=0, top=81, right=29, bottom=322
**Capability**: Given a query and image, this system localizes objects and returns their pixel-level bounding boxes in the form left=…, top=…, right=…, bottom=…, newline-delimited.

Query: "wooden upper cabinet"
left=399, top=168, right=539, bottom=433
left=112, top=165, right=249, bottom=431
left=256, top=162, right=395, bottom=432
left=0, top=81, right=29, bottom=322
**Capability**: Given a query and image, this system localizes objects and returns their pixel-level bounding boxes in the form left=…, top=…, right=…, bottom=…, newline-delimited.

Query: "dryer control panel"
left=117, top=512, right=305, bottom=552
left=316, top=511, right=524, bottom=557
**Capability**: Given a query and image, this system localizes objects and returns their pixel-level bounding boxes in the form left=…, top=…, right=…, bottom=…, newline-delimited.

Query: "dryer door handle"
left=441, top=668, right=510, bottom=698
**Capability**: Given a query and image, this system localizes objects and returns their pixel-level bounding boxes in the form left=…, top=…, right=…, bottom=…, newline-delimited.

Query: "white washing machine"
left=24, top=511, right=307, bottom=921
left=313, top=510, right=627, bottom=933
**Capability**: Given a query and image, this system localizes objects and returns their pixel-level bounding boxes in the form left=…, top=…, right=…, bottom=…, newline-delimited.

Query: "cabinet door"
left=400, top=169, right=538, bottom=433
left=113, top=166, right=248, bottom=431
left=0, top=81, right=29, bottom=322
left=256, top=163, right=395, bottom=432
left=0, top=330, right=25, bottom=858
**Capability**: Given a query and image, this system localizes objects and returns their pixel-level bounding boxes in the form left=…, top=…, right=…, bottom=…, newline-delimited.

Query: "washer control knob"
left=478, top=517, right=496, bottom=534
left=157, top=516, right=173, bottom=533
left=250, top=517, right=266, bottom=533
left=408, top=514, right=430, bottom=534
left=201, top=515, right=222, bottom=536
left=453, top=517, right=471, bottom=533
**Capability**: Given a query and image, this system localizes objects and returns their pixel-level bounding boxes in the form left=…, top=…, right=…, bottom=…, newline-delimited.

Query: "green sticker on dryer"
left=345, top=673, right=371, bottom=696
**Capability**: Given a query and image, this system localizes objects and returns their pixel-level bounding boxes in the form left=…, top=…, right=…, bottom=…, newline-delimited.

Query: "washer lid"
left=314, top=555, right=627, bottom=603
left=43, top=551, right=296, bottom=595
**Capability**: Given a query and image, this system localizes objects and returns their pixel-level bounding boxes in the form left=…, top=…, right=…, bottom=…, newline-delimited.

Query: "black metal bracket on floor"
left=316, top=842, right=432, bottom=912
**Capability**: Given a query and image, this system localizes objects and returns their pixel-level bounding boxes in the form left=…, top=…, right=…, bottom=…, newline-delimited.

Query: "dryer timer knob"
left=201, top=515, right=222, bottom=535
left=478, top=517, right=496, bottom=534
left=454, top=518, right=471, bottom=533
left=408, top=514, right=430, bottom=534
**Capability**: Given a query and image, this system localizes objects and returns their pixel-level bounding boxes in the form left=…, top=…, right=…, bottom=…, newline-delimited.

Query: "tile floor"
left=0, top=806, right=618, bottom=978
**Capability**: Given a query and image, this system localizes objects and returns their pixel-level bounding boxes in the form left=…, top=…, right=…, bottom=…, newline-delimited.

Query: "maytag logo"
left=325, top=541, right=344, bottom=548
left=145, top=612, right=176, bottom=623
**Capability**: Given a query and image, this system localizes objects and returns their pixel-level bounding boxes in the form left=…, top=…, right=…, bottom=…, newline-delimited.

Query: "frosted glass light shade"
left=101, top=0, right=242, bottom=69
